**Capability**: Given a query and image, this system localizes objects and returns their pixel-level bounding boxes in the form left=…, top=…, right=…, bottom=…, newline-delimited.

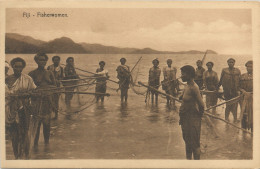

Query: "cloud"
left=14, top=19, right=251, bottom=55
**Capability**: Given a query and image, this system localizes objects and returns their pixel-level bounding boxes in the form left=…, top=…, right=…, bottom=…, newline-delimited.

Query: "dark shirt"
left=240, top=73, right=253, bottom=92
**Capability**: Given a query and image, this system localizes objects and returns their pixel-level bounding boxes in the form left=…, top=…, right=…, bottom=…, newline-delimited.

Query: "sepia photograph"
left=1, top=1, right=260, bottom=168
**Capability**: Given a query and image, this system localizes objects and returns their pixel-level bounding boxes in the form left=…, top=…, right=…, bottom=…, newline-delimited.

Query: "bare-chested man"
left=29, top=53, right=56, bottom=148
left=179, top=65, right=204, bottom=160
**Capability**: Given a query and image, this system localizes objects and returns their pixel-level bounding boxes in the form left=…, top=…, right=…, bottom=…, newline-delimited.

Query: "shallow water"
left=5, top=54, right=252, bottom=159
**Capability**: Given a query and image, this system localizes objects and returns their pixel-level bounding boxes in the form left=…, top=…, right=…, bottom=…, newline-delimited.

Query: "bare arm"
left=193, top=85, right=204, bottom=116
left=218, top=69, right=224, bottom=88
left=202, top=71, right=207, bottom=89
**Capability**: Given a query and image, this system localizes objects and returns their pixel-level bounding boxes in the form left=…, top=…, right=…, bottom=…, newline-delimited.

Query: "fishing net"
left=129, top=59, right=148, bottom=96
left=57, top=75, right=98, bottom=116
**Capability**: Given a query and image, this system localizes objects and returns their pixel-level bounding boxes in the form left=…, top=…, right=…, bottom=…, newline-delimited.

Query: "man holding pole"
left=218, top=58, right=241, bottom=122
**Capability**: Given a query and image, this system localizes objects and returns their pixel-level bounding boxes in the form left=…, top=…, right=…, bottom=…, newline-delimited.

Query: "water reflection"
left=147, top=105, right=160, bottom=123
left=119, top=102, right=129, bottom=119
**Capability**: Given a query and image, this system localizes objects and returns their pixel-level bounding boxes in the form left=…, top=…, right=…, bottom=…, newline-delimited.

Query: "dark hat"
left=10, top=57, right=26, bottom=68
left=34, top=52, right=48, bottom=62
left=181, top=65, right=195, bottom=78
left=245, top=60, right=253, bottom=66
left=227, top=58, right=235, bottom=62
left=66, top=57, right=74, bottom=63
left=167, top=59, right=172, bottom=62
left=206, top=61, right=214, bottom=66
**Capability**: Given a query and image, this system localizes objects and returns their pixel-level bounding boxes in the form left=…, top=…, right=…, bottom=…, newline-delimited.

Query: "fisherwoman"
left=95, top=61, right=109, bottom=102
left=47, top=55, right=64, bottom=119
left=116, top=58, right=131, bottom=103
left=179, top=65, right=204, bottom=160
left=63, top=57, right=79, bottom=109
left=29, top=53, right=56, bottom=148
left=239, top=61, right=253, bottom=132
left=203, top=61, right=219, bottom=114
left=6, top=57, right=36, bottom=159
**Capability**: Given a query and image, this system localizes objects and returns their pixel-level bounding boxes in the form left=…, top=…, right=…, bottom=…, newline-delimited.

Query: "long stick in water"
left=54, top=91, right=110, bottom=96
left=61, top=63, right=118, bottom=84
left=138, top=81, right=181, bottom=103
left=138, top=81, right=251, bottom=134
left=204, top=111, right=252, bottom=134
left=205, top=95, right=241, bottom=111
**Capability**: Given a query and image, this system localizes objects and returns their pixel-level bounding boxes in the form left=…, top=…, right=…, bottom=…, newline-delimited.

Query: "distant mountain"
left=80, top=43, right=137, bottom=54
left=130, top=48, right=163, bottom=54
left=40, top=37, right=88, bottom=54
left=5, top=37, right=40, bottom=54
left=5, top=33, right=218, bottom=54
left=6, top=33, right=45, bottom=46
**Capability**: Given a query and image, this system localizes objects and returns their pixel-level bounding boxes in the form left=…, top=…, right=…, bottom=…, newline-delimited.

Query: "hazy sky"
left=6, top=8, right=252, bottom=54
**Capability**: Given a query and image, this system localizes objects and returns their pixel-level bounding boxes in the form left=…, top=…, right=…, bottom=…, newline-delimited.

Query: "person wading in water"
left=47, top=55, right=64, bottom=119
left=95, top=61, right=109, bottom=103
left=218, top=58, right=241, bottom=122
left=29, top=53, right=56, bottom=149
left=116, top=58, right=131, bottom=103
left=6, top=57, right=36, bottom=159
left=179, top=65, right=204, bottom=160
left=148, top=59, right=161, bottom=105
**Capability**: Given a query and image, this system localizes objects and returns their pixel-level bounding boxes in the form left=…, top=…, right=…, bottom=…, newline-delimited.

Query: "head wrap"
left=245, top=60, right=253, bottom=67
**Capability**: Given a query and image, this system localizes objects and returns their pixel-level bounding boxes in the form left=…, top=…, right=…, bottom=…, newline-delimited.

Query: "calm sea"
left=6, top=54, right=251, bottom=83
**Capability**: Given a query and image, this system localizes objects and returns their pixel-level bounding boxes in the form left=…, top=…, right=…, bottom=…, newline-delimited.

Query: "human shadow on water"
left=119, top=102, right=129, bottom=120
left=94, top=102, right=107, bottom=116
left=146, top=104, right=160, bottom=123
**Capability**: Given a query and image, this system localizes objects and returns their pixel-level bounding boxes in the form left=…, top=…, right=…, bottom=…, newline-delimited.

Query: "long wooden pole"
left=54, top=91, right=110, bottom=96
left=138, top=81, right=181, bottom=103
left=61, top=63, right=118, bottom=84
left=138, top=81, right=251, bottom=134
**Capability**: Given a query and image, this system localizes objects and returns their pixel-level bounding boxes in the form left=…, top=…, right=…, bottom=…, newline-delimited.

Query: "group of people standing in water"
left=5, top=52, right=253, bottom=160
